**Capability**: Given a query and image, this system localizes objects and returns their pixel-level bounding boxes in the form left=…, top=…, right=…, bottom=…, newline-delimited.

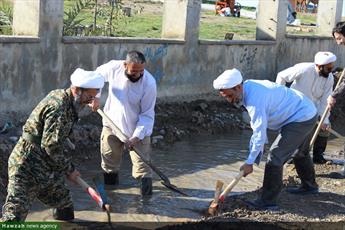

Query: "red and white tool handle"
left=75, top=176, right=103, bottom=208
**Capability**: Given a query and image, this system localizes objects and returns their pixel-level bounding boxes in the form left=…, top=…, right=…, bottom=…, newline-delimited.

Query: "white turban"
left=213, top=68, right=243, bottom=90
left=70, top=68, right=104, bottom=89
left=314, top=52, right=336, bottom=65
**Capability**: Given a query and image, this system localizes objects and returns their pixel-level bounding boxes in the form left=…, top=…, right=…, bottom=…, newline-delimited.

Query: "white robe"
left=276, top=62, right=333, bottom=124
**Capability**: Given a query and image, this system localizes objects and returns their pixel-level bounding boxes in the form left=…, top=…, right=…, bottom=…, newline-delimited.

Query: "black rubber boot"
left=246, top=164, right=282, bottom=210
left=104, top=172, right=119, bottom=186
left=288, top=155, right=319, bottom=194
left=313, top=135, right=328, bottom=164
left=330, top=145, right=345, bottom=179
left=52, top=207, right=74, bottom=221
left=140, top=177, right=153, bottom=196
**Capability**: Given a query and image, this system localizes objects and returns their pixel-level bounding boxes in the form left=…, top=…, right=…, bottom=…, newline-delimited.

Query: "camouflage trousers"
left=1, top=138, right=73, bottom=221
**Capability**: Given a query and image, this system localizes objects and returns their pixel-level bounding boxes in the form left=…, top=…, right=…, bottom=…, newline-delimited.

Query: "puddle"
left=2, top=129, right=343, bottom=229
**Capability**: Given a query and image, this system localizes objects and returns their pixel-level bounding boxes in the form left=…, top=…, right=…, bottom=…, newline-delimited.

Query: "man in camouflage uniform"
left=327, top=22, right=345, bottom=178
left=1, top=68, right=104, bottom=221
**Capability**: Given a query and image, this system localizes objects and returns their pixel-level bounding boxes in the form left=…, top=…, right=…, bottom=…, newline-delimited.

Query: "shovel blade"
left=161, top=181, right=190, bottom=197
left=207, top=199, right=223, bottom=216
left=93, top=175, right=109, bottom=209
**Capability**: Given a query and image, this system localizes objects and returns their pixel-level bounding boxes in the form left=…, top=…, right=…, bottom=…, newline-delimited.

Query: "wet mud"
left=1, top=96, right=345, bottom=229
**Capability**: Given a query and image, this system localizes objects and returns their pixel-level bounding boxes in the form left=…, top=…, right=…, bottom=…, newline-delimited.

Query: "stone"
left=152, top=135, right=164, bottom=144
left=8, top=136, right=18, bottom=143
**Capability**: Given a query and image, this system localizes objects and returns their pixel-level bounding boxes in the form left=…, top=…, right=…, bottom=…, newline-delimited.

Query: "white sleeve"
left=320, top=75, right=334, bottom=124
left=95, top=60, right=121, bottom=97
left=131, top=81, right=157, bottom=140
left=276, top=65, right=304, bottom=86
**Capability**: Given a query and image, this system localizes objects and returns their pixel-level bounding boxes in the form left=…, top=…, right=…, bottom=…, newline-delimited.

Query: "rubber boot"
left=103, top=172, right=119, bottom=186
left=52, top=207, right=74, bottom=221
left=329, top=147, right=345, bottom=179
left=312, top=135, right=328, bottom=164
left=246, top=164, right=282, bottom=210
left=140, top=177, right=152, bottom=196
left=287, top=155, right=319, bottom=194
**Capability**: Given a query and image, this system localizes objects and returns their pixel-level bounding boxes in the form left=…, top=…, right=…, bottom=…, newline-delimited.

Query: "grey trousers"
left=268, top=115, right=318, bottom=167
left=100, top=126, right=152, bottom=179
left=259, top=115, right=318, bottom=204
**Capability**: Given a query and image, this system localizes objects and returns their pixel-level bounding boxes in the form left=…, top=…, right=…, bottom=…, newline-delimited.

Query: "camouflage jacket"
left=332, top=76, right=345, bottom=109
left=22, top=88, right=78, bottom=173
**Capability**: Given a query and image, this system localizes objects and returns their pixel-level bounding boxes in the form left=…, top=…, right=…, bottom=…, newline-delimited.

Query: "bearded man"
left=93, top=50, right=157, bottom=196
left=1, top=68, right=104, bottom=221
left=276, top=51, right=336, bottom=164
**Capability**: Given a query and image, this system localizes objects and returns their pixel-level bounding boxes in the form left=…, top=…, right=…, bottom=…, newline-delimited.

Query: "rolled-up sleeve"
left=246, top=107, right=268, bottom=165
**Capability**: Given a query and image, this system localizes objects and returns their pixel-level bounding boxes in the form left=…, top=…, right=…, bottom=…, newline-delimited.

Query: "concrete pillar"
left=12, top=0, right=40, bottom=36
left=317, top=0, right=342, bottom=36
left=161, top=0, right=201, bottom=43
left=39, top=0, right=64, bottom=38
left=38, top=0, right=64, bottom=91
left=12, top=0, right=64, bottom=38
left=256, top=0, right=288, bottom=40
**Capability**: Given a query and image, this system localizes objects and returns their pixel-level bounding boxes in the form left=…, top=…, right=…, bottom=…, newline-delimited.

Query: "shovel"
left=97, top=109, right=190, bottom=197
left=207, top=180, right=224, bottom=216
left=75, top=176, right=113, bottom=228
left=75, top=176, right=111, bottom=212
left=93, top=175, right=114, bottom=229
left=207, top=170, right=244, bottom=216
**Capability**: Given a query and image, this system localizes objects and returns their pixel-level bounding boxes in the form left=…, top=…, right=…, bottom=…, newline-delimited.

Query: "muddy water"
left=20, top=130, right=345, bottom=228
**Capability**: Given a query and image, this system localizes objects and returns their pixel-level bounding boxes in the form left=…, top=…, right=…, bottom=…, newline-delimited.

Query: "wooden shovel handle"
left=97, top=109, right=172, bottom=184
left=97, top=109, right=128, bottom=142
left=316, top=121, right=343, bottom=139
left=214, top=180, right=224, bottom=203
left=219, top=170, right=244, bottom=202
left=310, top=68, right=345, bottom=148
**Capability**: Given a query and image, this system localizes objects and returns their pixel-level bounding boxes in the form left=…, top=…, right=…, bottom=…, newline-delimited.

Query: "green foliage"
left=0, top=0, right=13, bottom=35
left=199, top=13, right=256, bottom=40
left=63, top=0, right=129, bottom=37
left=63, top=0, right=94, bottom=36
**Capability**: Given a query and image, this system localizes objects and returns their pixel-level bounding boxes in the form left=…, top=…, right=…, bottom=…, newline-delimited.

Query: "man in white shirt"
left=213, top=69, right=318, bottom=210
left=276, top=51, right=336, bottom=164
left=95, top=50, right=157, bottom=196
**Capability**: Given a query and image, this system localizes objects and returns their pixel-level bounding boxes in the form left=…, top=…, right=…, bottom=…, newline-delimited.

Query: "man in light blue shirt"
left=213, top=69, right=318, bottom=210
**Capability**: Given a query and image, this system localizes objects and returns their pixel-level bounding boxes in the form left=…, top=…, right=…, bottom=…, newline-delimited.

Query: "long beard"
left=233, top=95, right=243, bottom=109
left=319, top=67, right=331, bottom=78
left=125, top=71, right=143, bottom=83
left=73, top=94, right=91, bottom=117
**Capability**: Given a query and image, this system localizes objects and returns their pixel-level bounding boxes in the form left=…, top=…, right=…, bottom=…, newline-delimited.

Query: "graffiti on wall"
left=144, top=44, right=168, bottom=84
left=239, top=47, right=258, bottom=77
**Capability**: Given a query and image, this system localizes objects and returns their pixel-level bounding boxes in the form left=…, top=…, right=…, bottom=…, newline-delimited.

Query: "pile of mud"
left=200, top=163, right=345, bottom=225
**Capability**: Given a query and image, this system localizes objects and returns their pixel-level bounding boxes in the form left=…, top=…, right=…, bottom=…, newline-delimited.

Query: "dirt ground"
left=1, top=92, right=345, bottom=228
left=202, top=163, right=345, bottom=225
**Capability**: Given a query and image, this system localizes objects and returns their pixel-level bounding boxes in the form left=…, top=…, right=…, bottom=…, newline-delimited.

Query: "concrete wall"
left=0, top=0, right=344, bottom=113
